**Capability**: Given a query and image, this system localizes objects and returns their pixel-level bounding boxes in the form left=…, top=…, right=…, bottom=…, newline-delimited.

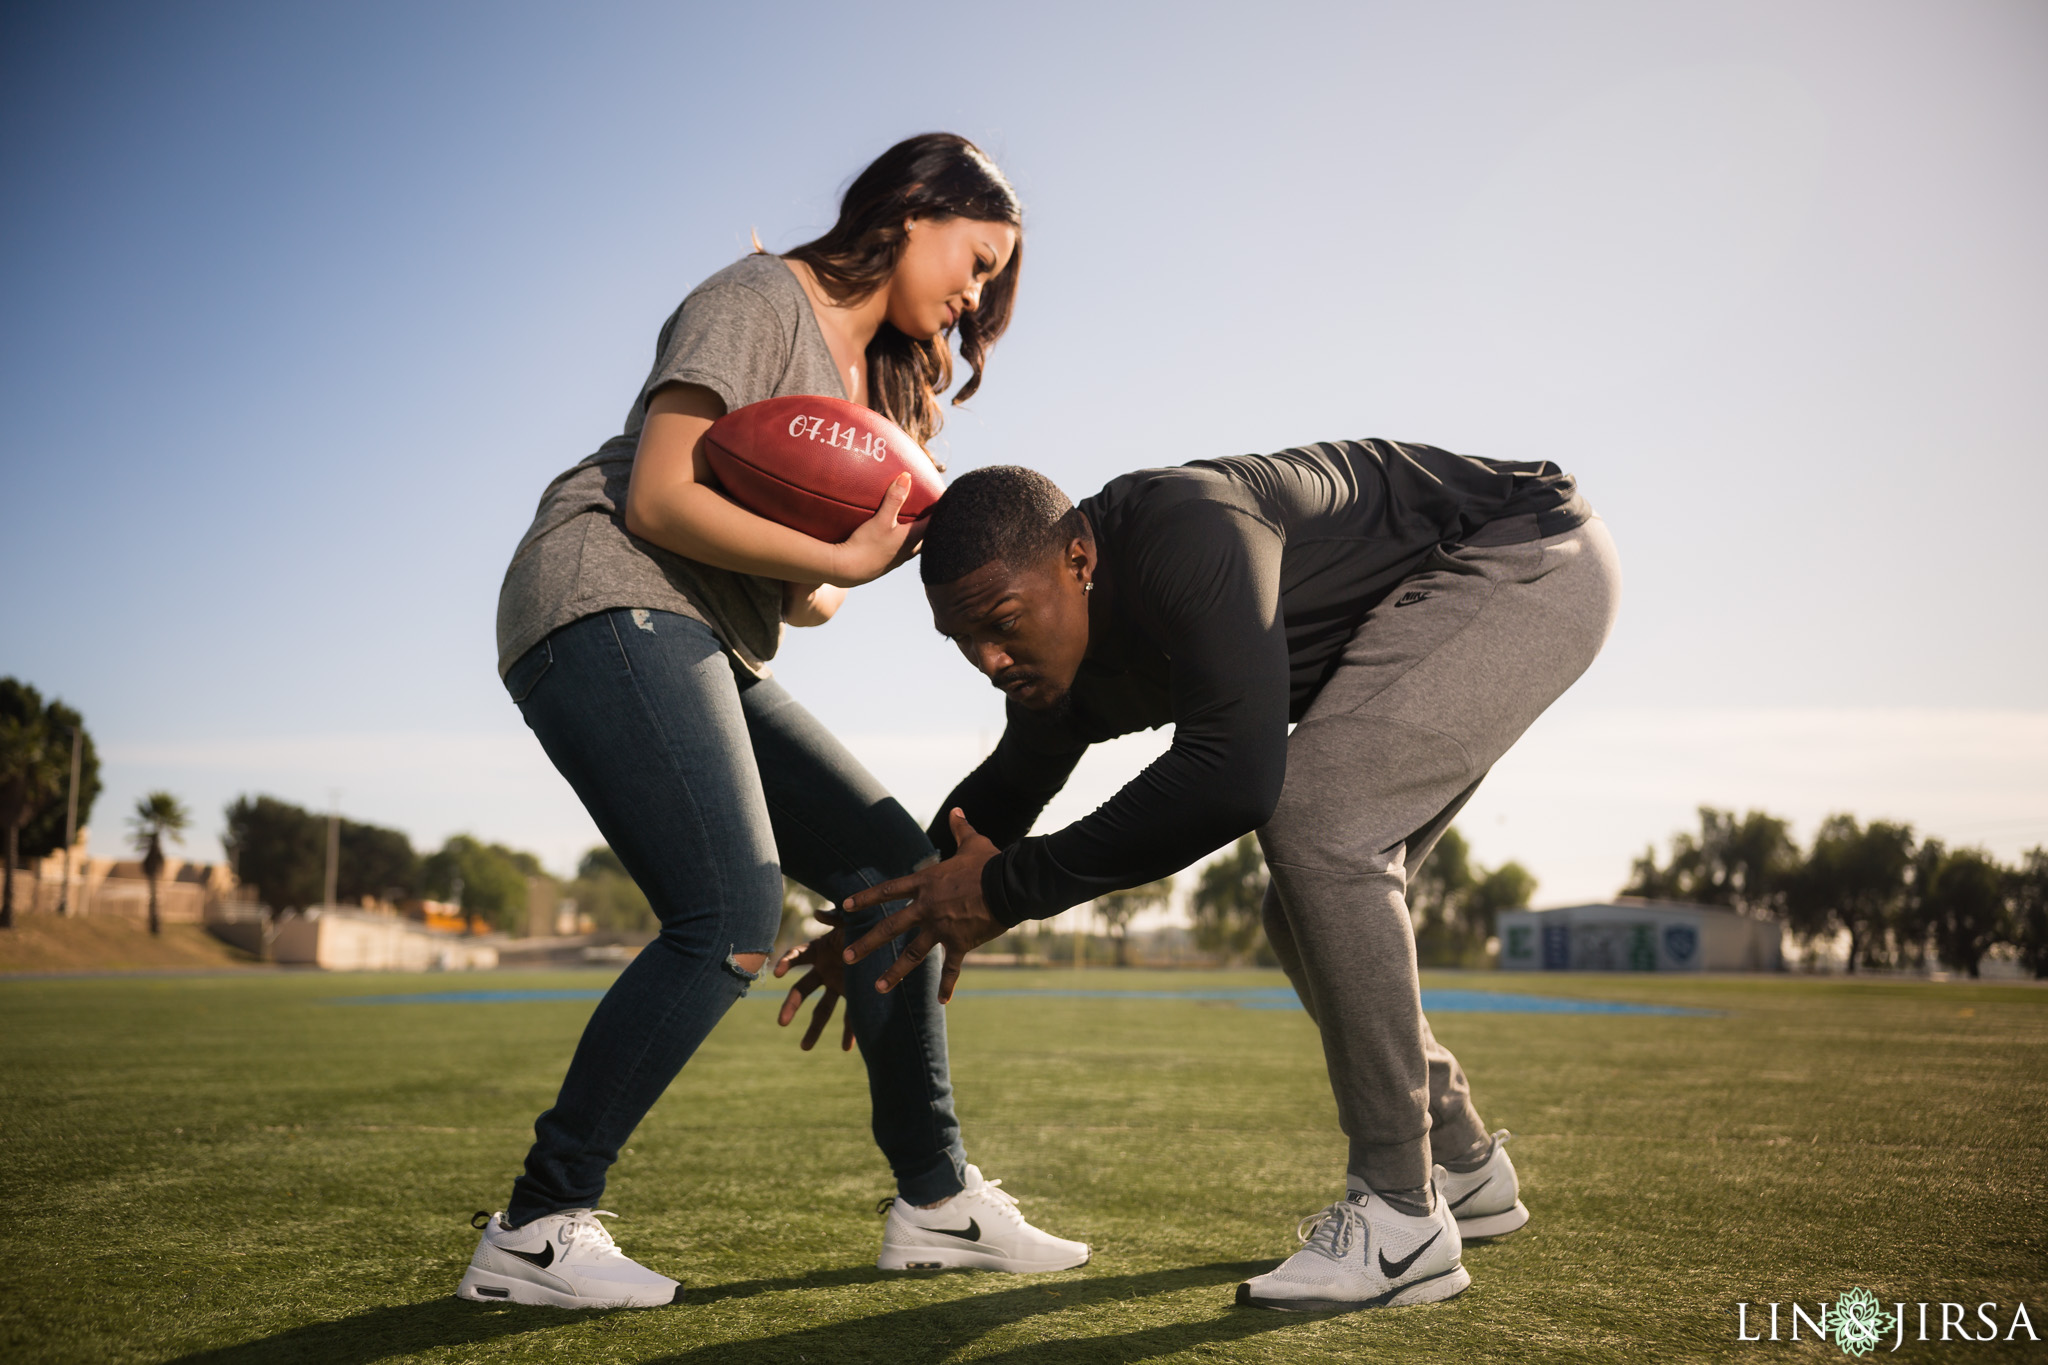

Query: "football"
left=701, top=395, right=945, bottom=543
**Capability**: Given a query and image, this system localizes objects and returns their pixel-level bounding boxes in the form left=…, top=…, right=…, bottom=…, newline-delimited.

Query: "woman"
left=460, top=134, right=1087, bottom=1310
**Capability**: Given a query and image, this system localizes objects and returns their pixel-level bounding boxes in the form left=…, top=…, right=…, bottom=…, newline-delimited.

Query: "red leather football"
left=701, top=395, right=944, bottom=543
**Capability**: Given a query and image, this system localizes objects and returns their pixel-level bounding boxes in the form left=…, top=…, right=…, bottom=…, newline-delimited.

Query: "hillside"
left=0, top=915, right=262, bottom=973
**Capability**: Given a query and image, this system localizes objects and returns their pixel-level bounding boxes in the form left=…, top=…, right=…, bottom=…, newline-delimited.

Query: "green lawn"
left=2, top=967, right=2043, bottom=1364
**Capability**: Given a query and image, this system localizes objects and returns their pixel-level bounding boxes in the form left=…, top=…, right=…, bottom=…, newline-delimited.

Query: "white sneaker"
left=1433, top=1128, right=1530, bottom=1240
left=877, top=1165, right=1090, bottom=1272
left=1236, top=1185, right=1469, bottom=1313
left=455, top=1209, right=682, bottom=1309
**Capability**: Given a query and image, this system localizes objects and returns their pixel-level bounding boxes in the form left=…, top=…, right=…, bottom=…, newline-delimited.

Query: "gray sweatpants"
left=1257, top=516, right=1621, bottom=1195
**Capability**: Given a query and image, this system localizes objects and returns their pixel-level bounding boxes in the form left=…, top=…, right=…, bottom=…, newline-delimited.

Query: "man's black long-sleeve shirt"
left=930, top=439, right=1588, bottom=924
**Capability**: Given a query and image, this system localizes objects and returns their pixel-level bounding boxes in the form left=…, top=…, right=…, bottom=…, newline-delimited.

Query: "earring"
left=1083, top=582, right=1093, bottom=594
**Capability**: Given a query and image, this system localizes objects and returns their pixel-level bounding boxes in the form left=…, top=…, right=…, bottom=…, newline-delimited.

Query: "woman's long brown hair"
left=775, top=133, right=1023, bottom=448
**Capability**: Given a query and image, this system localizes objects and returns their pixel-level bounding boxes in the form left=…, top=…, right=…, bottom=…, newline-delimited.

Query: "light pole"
left=57, top=725, right=81, bottom=915
left=323, top=790, right=340, bottom=910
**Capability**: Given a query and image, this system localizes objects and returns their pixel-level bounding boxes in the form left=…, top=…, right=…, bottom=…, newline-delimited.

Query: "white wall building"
left=268, top=908, right=498, bottom=971
left=1497, top=898, right=1782, bottom=972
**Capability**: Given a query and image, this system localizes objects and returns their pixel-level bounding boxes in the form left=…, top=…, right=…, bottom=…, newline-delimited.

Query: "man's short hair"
left=920, top=465, right=1089, bottom=586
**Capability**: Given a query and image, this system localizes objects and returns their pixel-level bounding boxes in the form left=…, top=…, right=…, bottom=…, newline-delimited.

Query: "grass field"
left=2, top=967, right=2043, bottom=1364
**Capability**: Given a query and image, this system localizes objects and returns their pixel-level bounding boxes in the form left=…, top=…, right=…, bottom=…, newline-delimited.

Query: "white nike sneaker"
left=455, top=1209, right=682, bottom=1308
left=1236, top=1185, right=1469, bottom=1313
left=1433, top=1128, right=1530, bottom=1241
left=877, top=1165, right=1090, bottom=1272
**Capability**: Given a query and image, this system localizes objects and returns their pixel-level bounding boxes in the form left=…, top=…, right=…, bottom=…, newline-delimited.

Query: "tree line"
left=14, top=661, right=2038, bottom=975
left=0, top=670, right=763, bottom=946
left=1624, top=807, right=2048, bottom=978
left=2, top=676, right=208, bottom=935
left=0, top=678, right=103, bottom=927
left=222, top=793, right=661, bottom=936
left=1074, top=828, right=1537, bottom=968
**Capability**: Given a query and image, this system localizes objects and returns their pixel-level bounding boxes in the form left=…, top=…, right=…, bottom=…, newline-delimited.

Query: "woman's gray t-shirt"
left=494, top=254, right=849, bottom=677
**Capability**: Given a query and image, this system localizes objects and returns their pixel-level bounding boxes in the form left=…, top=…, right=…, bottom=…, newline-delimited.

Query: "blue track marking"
left=328, top=985, right=1712, bottom=1015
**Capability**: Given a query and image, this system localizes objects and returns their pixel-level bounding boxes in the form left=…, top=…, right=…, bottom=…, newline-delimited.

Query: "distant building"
left=269, top=908, right=498, bottom=971
left=1497, top=898, right=1783, bottom=972
left=398, top=898, right=475, bottom=934
left=12, top=831, right=249, bottom=923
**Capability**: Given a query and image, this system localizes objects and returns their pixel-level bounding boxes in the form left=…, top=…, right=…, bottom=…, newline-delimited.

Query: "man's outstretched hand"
left=839, top=809, right=1005, bottom=1004
left=772, top=927, right=855, bottom=1052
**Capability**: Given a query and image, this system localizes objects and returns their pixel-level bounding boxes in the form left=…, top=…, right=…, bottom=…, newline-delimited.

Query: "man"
left=833, top=441, right=1619, bottom=1312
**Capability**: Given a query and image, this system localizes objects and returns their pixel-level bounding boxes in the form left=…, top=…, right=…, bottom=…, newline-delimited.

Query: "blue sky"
left=3, top=1, right=2044, bottom=903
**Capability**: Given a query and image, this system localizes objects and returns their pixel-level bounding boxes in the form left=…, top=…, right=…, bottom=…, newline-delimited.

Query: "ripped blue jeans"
left=502, top=608, right=966, bottom=1224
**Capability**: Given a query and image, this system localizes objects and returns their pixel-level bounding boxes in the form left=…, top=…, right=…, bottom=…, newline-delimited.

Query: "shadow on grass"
left=648, top=1260, right=1298, bottom=1365
left=164, top=1261, right=1291, bottom=1364
left=683, top=1261, right=904, bottom=1304
left=163, top=1296, right=599, bottom=1365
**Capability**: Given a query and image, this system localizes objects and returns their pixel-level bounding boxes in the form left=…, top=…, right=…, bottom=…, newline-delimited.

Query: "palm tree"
left=129, top=791, right=191, bottom=936
left=1192, top=835, right=1269, bottom=966
left=0, top=682, right=67, bottom=930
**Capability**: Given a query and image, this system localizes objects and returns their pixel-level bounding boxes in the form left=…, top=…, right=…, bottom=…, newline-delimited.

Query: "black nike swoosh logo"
left=927, top=1218, right=981, bottom=1242
left=1448, top=1177, right=1493, bottom=1212
left=1378, top=1228, right=1441, bottom=1279
left=503, top=1243, right=555, bottom=1269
